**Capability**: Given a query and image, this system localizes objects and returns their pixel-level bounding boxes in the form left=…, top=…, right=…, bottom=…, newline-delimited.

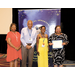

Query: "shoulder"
left=45, top=34, right=48, bottom=37
left=16, top=31, right=20, bottom=35
left=37, top=34, right=40, bottom=36
left=37, top=34, right=41, bottom=38
left=22, top=27, right=27, bottom=30
left=6, top=31, right=12, bottom=38
left=7, top=31, right=11, bottom=35
left=50, top=33, right=55, bottom=37
left=62, top=33, right=67, bottom=36
left=32, top=28, right=37, bottom=34
left=21, top=27, right=27, bottom=32
left=32, top=28, right=36, bottom=31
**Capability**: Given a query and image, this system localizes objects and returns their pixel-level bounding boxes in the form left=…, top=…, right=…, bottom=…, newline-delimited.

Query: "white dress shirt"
left=20, top=27, right=37, bottom=48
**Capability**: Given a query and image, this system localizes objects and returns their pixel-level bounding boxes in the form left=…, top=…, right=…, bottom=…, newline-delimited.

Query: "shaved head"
left=27, top=20, right=33, bottom=25
left=27, top=20, right=33, bottom=29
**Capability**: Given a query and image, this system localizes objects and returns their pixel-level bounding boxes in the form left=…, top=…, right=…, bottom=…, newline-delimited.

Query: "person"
left=49, top=25, right=69, bottom=67
left=20, top=20, right=37, bottom=67
left=6, top=23, right=22, bottom=67
left=37, top=26, right=49, bottom=67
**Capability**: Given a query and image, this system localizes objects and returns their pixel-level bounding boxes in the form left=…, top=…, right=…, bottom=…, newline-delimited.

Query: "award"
left=52, top=40, right=63, bottom=49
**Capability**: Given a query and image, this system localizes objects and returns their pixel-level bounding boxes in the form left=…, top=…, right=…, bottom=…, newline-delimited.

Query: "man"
left=20, top=20, right=37, bottom=67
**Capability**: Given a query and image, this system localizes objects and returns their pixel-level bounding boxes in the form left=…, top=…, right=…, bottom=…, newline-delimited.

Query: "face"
left=27, top=21, right=33, bottom=29
left=11, top=25, right=16, bottom=32
left=41, top=27, right=46, bottom=34
left=55, top=27, right=61, bottom=34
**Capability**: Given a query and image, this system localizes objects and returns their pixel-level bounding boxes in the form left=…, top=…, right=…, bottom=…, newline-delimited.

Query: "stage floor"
left=0, top=58, right=20, bottom=67
left=0, top=53, right=20, bottom=67
left=63, top=60, right=75, bottom=67
left=0, top=54, right=75, bottom=67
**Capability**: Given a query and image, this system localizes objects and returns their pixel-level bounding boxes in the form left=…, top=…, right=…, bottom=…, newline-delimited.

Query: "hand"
left=15, top=45, right=21, bottom=51
left=62, top=43, right=66, bottom=45
left=48, top=50, right=49, bottom=53
left=26, top=45, right=32, bottom=49
left=26, top=45, right=30, bottom=49
left=37, top=51, right=40, bottom=56
left=26, top=45, right=29, bottom=49
left=49, top=43, right=53, bottom=46
left=15, top=47, right=19, bottom=51
left=28, top=46, right=32, bottom=49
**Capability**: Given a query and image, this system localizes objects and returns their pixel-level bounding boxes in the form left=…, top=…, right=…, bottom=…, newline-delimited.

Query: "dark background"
left=0, top=8, right=75, bottom=60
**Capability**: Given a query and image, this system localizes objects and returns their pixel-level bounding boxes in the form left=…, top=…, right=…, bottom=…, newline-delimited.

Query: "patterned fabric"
left=48, top=33, right=69, bottom=65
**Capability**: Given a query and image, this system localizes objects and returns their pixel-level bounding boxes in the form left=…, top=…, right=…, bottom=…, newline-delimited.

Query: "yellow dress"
left=38, top=38, right=48, bottom=67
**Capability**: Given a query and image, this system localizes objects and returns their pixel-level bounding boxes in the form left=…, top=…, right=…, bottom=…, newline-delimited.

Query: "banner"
left=18, top=9, right=61, bottom=66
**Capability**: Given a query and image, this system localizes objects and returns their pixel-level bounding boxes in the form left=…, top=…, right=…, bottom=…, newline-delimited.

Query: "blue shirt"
left=20, top=27, right=37, bottom=48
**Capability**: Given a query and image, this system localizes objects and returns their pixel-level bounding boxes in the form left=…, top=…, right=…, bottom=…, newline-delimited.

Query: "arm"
left=36, top=34, right=40, bottom=55
left=31, top=30, right=37, bottom=48
left=36, top=34, right=39, bottom=52
left=48, top=34, right=53, bottom=46
left=17, top=45, right=22, bottom=50
left=49, top=43, right=53, bottom=45
left=62, top=42, right=68, bottom=45
left=62, top=34, right=69, bottom=45
left=47, top=35, right=49, bottom=52
left=20, top=29, right=27, bottom=47
left=7, top=38, right=18, bottom=51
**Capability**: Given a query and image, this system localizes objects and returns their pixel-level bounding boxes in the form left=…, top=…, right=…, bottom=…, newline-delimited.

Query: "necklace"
left=11, top=31, right=18, bottom=42
left=41, top=33, right=46, bottom=45
left=41, top=33, right=45, bottom=38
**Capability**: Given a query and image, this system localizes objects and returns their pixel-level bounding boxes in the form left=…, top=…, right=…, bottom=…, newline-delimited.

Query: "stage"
left=0, top=8, right=75, bottom=68
left=0, top=54, right=20, bottom=67
left=63, top=60, right=75, bottom=67
left=0, top=54, right=75, bottom=67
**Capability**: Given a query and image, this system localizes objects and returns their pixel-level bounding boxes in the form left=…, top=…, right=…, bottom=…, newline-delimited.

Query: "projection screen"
left=0, top=8, right=12, bottom=34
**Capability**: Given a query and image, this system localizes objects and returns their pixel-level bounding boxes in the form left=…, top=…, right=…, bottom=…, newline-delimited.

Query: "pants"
left=22, top=44, right=34, bottom=67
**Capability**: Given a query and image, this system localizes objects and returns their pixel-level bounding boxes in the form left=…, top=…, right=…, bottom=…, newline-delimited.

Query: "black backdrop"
left=0, top=8, right=75, bottom=61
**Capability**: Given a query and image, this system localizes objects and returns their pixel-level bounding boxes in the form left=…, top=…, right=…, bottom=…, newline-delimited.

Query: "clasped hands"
left=15, top=45, right=32, bottom=51
left=26, top=45, right=32, bottom=49
left=14, top=45, right=21, bottom=51
left=15, top=47, right=21, bottom=51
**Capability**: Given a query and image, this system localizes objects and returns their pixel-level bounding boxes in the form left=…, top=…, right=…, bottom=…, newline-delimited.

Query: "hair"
left=55, top=25, right=61, bottom=33
left=41, top=26, right=46, bottom=30
left=10, top=23, right=16, bottom=31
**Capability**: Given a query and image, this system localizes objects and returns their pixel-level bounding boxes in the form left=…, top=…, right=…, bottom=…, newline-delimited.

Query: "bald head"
left=27, top=20, right=33, bottom=24
left=27, top=20, right=33, bottom=29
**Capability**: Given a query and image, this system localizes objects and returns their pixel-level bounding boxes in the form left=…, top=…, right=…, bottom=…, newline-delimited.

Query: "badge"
left=29, top=38, right=32, bottom=41
left=42, top=44, right=45, bottom=47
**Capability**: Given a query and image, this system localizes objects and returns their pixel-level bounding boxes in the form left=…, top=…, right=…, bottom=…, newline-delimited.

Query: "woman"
left=6, top=23, right=22, bottom=67
left=49, top=25, right=69, bottom=67
left=37, top=26, right=49, bottom=67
